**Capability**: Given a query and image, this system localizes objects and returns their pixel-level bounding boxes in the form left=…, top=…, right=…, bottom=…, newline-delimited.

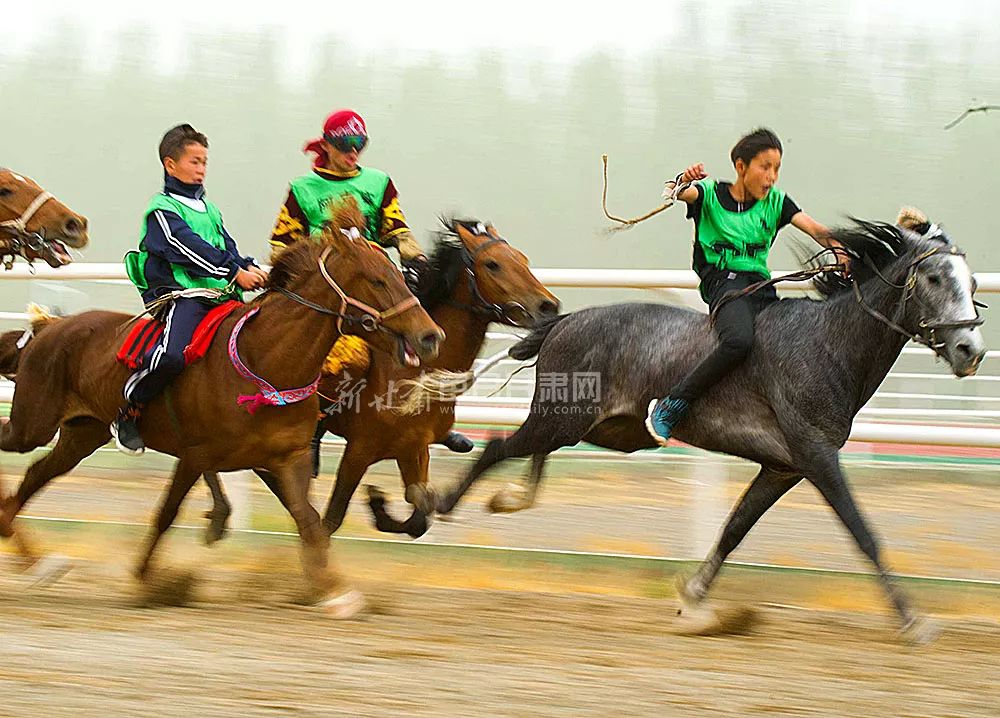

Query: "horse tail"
left=0, top=304, right=62, bottom=377
left=508, top=314, right=569, bottom=361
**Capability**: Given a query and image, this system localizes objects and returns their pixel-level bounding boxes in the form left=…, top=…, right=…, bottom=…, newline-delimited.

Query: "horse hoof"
left=365, top=484, right=388, bottom=506
left=316, top=589, right=365, bottom=619
left=404, top=483, right=437, bottom=515
left=25, top=554, right=73, bottom=589
left=203, top=524, right=228, bottom=546
left=673, top=601, right=759, bottom=636
left=487, top=483, right=529, bottom=513
left=674, top=573, right=702, bottom=611
left=137, top=568, right=199, bottom=607
left=900, top=616, right=941, bottom=646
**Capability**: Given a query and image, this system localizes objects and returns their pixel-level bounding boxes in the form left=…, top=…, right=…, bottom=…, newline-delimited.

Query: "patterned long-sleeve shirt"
left=269, top=166, right=411, bottom=262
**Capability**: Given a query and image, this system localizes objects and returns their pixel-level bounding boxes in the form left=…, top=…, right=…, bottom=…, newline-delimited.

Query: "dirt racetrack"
left=1, top=532, right=998, bottom=718
left=1, top=450, right=999, bottom=716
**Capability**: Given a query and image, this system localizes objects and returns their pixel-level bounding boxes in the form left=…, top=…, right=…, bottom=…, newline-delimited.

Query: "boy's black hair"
left=159, top=124, right=209, bottom=163
left=730, top=128, right=782, bottom=166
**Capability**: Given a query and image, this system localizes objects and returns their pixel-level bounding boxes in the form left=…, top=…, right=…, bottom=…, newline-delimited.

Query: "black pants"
left=670, top=271, right=777, bottom=403
left=124, top=297, right=214, bottom=405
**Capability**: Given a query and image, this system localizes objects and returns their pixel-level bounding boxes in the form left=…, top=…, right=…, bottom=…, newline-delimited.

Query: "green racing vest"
left=289, top=167, right=390, bottom=245
left=125, top=193, right=241, bottom=302
left=694, top=178, right=786, bottom=281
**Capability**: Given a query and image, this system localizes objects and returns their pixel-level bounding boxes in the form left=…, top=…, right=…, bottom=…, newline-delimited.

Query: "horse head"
left=425, top=218, right=560, bottom=328
left=0, top=168, right=88, bottom=268
left=269, top=196, right=443, bottom=367
left=820, top=207, right=986, bottom=377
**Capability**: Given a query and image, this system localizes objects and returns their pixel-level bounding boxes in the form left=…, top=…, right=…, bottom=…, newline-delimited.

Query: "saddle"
left=116, top=300, right=244, bottom=370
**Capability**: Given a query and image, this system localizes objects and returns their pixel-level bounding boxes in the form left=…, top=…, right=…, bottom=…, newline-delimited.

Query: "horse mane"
left=415, top=216, right=486, bottom=309
left=810, top=208, right=950, bottom=300
left=267, top=196, right=371, bottom=291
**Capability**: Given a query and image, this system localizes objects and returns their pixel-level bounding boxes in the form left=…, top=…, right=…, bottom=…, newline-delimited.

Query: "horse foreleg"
left=804, top=451, right=936, bottom=644
left=201, top=471, right=231, bottom=545
left=677, top=467, right=801, bottom=607
left=322, top=444, right=373, bottom=535
left=362, top=446, right=432, bottom=539
left=366, top=485, right=429, bottom=538
left=1, top=417, right=109, bottom=574
left=135, top=459, right=200, bottom=579
left=274, top=452, right=361, bottom=618
left=488, top=453, right=549, bottom=513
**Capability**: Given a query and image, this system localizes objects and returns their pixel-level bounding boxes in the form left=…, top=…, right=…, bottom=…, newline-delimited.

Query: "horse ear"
left=454, top=221, right=491, bottom=249
left=896, top=206, right=928, bottom=230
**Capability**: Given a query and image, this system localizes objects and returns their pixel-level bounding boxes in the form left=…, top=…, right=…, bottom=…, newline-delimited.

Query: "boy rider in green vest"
left=270, top=109, right=473, bottom=454
left=646, top=128, right=847, bottom=445
left=116, top=124, right=267, bottom=455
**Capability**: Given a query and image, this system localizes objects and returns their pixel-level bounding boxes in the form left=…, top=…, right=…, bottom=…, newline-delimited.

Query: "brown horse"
left=0, top=199, right=443, bottom=617
left=0, top=167, right=89, bottom=563
left=202, top=218, right=559, bottom=540
left=0, top=168, right=88, bottom=267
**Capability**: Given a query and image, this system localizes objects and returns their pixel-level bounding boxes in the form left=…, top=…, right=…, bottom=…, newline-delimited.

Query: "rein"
left=710, top=242, right=984, bottom=358
left=275, top=244, right=420, bottom=335
left=444, top=235, right=529, bottom=324
left=230, top=241, right=424, bottom=414
left=852, top=245, right=985, bottom=356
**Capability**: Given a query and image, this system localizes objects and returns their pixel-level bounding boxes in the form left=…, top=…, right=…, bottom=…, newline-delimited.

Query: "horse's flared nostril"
left=955, top=342, right=974, bottom=359
left=420, top=333, right=440, bottom=353
left=64, top=217, right=83, bottom=236
left=538, top=299, right=560, bottom=317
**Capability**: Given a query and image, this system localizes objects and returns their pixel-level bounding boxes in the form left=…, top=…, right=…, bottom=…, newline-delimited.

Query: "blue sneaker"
left=645, top=397, right=690, bottom=447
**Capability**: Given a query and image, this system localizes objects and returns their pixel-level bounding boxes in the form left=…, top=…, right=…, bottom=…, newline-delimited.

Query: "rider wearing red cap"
left=269, top=109, right=425, bottom=270
left=270, top=109, right=472, bottom=455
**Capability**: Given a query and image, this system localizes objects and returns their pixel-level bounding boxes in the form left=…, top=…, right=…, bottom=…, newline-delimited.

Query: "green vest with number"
left=289, top=168, right=389, bottom=245
left=695, top=178, right=785, bottom=279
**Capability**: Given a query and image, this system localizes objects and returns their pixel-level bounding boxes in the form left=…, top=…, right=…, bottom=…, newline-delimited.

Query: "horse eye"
left=0, top=187, right=12, bottom=197
left=370, top=278, right=387, bottom=289
left=485, top=260, right=501, bottom=272
left=926, top=274, right=942, bottom=286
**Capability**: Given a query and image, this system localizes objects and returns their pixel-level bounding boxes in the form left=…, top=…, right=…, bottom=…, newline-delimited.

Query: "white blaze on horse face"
left=945, top=252, right=977, bottom=320
left=10, top=173, right=26, bottom=183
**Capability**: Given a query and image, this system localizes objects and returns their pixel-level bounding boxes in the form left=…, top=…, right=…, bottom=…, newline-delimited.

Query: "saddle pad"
left=116, top=300, right=244, bottom=370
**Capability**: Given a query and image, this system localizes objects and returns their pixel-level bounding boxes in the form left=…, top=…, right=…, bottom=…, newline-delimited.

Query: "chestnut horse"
left=202, top=218, right=560, bottom=540
left=0, top=168, right=88, bottom=267
left=0, top=199, right=442, bottom=617
left=0, top=167, right=89, bottom=561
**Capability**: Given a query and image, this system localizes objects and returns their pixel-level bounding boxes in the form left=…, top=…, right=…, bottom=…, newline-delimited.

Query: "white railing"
left=2, top=263, right=999, bottom=450
left=3, top=263, right=1000, bottom=291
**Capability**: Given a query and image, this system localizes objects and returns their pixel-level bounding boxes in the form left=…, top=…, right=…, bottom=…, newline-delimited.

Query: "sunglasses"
left=326, top=134, right=368, bottom=153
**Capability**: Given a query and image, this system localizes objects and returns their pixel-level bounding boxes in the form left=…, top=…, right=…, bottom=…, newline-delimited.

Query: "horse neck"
left=237, top=290, right=343, bottom=388
left=427, top=278, right=492, bottom=372
left=824, top=271, right=911, bottom=406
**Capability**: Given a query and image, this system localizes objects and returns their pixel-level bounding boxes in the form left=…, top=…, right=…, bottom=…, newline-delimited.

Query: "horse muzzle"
left=942, top=329, right=987, bottom=377
left=396, top=329, right=444, bottom=367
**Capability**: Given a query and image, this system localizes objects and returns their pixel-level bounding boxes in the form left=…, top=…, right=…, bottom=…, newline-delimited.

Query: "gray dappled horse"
left=437, top=211, right=986, bottom=642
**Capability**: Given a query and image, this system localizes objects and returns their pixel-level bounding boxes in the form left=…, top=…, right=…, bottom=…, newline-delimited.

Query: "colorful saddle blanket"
left=115, top=300, right=244, bottom=370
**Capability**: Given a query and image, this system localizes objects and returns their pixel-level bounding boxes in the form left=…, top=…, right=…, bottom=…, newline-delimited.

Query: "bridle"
left=854, top=231, right=985, bottom=356
left=445, top=230, right=529, bottom=324
left=0, top=185, right=59, bottom=269
left=272, top=244, right=421, bottom=338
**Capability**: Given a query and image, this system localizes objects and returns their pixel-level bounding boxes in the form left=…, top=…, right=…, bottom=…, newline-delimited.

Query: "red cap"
left=304, top=109, right=368, bottom=167
left=322, top=109, right=367, bottom=138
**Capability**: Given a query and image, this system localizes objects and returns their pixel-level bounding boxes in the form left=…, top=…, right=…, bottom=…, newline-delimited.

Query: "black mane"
left=416, top=216, right=488, bottom=309
left=811, top=218, right=950, bottom=299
